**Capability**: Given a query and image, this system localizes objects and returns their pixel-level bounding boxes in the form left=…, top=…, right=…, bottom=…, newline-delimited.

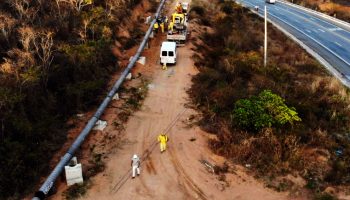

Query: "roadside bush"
left=190, top=0, right=350, bottom=195
left=233, top=90, right=301, bottom=131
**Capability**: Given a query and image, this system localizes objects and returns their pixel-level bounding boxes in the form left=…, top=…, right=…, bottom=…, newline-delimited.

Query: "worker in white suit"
left=131, top=154, right=140, bottom=178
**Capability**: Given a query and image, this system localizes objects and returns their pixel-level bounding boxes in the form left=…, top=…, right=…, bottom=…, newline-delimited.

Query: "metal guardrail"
left=277, top=0, right=350, bottom=32
left=235, top=0, right=350, bottom=88
left=32, top=0, right=166, bottom=199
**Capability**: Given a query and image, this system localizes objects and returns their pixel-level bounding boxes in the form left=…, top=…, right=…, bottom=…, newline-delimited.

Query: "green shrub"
left=233, top=90, right=301, bottom=131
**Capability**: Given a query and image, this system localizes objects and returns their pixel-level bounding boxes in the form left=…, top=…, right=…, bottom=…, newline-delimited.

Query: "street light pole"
left=264, top=6, right=267, bottom=67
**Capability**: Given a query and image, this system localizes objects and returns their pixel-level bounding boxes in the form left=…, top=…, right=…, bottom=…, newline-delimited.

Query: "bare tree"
left=6, top=0, right=30, bottom=20
left=33, top=31, right=54, bottom=86
left=74, top=0, right=92, bottom=12
left=6, top=0, right=39, bottom=23
left=0, top=12, right=16, bottom=43
left=54, top=0, right=72, bottom=17
left=0, top=48, right=36, bottom=84
left=18, top=26, right=36, bottom=51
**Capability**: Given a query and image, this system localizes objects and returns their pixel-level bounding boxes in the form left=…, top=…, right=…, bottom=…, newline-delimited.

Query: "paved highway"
left=237, top=0, right=350, bottom=81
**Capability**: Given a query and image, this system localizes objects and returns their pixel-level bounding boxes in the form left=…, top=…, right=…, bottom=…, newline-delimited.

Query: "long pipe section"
left=32, top=0, right=166, bottom=199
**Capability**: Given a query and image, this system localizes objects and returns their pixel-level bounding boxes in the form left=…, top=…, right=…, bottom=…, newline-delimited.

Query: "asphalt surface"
left=237, top=0, right=350, bottom=79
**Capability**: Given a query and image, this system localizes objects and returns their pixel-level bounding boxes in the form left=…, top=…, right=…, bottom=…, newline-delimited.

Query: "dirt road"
left=48, top=1, right=301, bottom=199
left=71, top=34, right=293, bottom=200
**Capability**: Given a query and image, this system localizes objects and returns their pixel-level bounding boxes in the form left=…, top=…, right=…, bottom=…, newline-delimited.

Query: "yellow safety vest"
left=157, top=134, right=168, bottom=144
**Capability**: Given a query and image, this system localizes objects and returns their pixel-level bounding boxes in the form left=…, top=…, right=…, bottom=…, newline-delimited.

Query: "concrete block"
left=93, top=120, right=107, bottom=131
left=113, top=93, right=119, bottom=100
left=137, top=57, right=146, bottom=65
left=65, top=158, right=83, bottom=186
left=129, top=56, right=146, bottom=65
left=126, top=73, right=132, bottom=80
left=76, top=113, right=84, bottom=118
left=145, top=16, right=151, bottom=24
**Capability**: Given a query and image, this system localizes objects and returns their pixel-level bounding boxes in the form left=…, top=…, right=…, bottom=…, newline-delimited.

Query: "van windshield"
left=162, top=51, right=167, bottom=56
left=169, top=51, right=174, bottom=56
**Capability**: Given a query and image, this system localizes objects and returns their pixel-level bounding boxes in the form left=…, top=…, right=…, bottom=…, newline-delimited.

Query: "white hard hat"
left=133, top=154, right=138, bottom=159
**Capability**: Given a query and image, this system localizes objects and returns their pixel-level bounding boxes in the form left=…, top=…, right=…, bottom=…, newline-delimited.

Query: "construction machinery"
left=167, top=2, right=189, bottom=45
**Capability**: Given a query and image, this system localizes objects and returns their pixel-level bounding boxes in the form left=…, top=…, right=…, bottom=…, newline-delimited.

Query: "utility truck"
left=167, top=2, right=188, bottom=45
left=265, top=0, right=276, bottom=4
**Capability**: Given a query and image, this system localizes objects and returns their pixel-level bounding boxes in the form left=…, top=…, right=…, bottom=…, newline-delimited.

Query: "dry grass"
left=294, top=0, right=350, bottom=22
left=190, top=0, right=350, bottom=197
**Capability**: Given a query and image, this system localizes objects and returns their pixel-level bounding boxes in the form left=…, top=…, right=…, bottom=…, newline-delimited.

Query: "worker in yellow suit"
left=153, top=22, right=159, bottom=33
left=157, top=133, right=169, bottom=153
left=160, top=22, right=164, bottom=33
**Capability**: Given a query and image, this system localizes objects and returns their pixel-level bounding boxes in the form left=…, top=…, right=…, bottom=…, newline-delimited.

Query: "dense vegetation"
left=0, top=0, right=144, bottom=198
left=190, top=1, right=350, bottom=196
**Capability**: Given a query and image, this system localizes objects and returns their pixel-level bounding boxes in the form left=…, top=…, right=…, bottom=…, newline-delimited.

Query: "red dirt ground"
left=42, top=0, right=309, bottom=199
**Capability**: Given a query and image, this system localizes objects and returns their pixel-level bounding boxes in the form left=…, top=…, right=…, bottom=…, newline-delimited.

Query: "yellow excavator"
left=167, top=2, right=188, bottom=45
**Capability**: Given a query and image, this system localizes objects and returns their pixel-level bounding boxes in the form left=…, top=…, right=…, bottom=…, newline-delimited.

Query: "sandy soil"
left=45, top=1, right=307, bottom=199
left=69, top=43, right=288, bottom=200
left=51, top=15, right=299, bottom=199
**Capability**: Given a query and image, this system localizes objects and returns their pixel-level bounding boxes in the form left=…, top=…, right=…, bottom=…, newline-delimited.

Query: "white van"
left=266, top=0, right=276, bottom=4
left=160, top=41, right=177, bottom=65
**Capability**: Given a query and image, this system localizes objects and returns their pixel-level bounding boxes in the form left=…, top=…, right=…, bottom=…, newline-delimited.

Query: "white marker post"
left=264, top=6, right=267, bottom=67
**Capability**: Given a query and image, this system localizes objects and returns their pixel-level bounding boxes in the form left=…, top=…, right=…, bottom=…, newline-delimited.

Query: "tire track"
left=168, top=142, right=208, bottom=200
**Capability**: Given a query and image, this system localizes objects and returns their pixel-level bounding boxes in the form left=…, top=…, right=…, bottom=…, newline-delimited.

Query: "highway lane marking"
left=305, top=29, right=311, bottom=33
left=277, top=2, right=342, bottom=28
left=275, top=8, right=279, bottom=11
left=318, top=29, right=325, bottom=32
left=309, top=17, right=315, bottom=21
left=328, top=27, right=342, bottom=32
left=267, top=12, right=350, bottom=67
left=274, top=4, right=350, bottom=44
left=335, top=42, right=343, bottom=47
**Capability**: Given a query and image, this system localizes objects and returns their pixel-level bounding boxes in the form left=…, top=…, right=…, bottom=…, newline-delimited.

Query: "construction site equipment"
left=160, top=41, right=177, bottom=65
left=31, top=0, right=167, bottom=199
left=167, top=3, right=188, bottom=44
